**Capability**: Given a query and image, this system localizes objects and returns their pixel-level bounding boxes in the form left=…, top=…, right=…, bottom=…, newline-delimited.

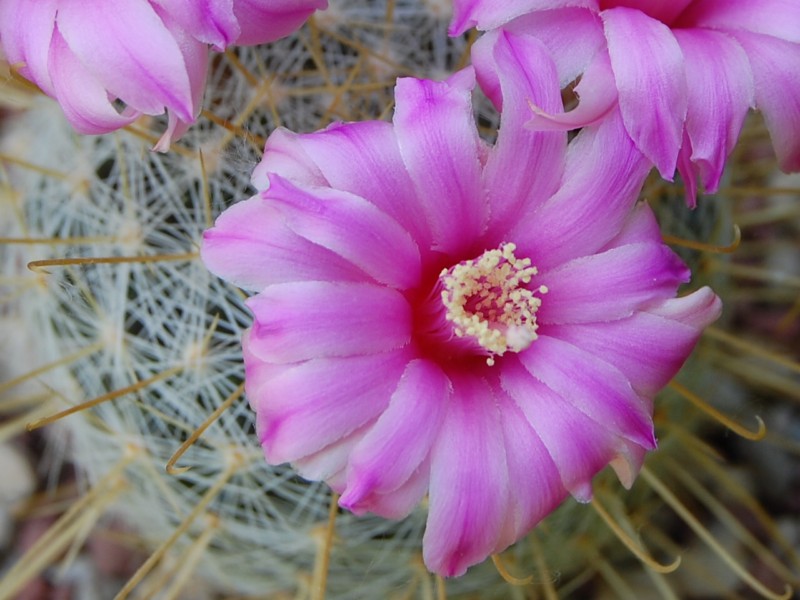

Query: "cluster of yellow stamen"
left=440, top=243, right=547, bottom=366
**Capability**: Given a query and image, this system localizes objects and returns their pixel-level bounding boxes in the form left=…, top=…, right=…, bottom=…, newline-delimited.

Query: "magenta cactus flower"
left=0, top=0, right=326, bottom=149
left=201, top=31, right=721, bottom=576
left=456, top=0, right=800, bottom=206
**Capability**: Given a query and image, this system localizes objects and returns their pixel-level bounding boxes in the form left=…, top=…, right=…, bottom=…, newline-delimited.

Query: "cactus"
left=1, top=2, right=798, bottom=598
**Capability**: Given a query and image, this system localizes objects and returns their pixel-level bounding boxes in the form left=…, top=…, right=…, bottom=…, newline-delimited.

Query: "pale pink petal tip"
left=202, top=39, right=720, bottom=577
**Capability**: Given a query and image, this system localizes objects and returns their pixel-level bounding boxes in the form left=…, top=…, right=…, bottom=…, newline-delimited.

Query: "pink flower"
left=455, top=0, right=800, bottom=206
left=0, top=0, right=325, bottom=149
left=154, top=0, right=328, bottom=50
left=201, top=31, right=721, bottom=576
left=0, top=0, right=206, bottom=149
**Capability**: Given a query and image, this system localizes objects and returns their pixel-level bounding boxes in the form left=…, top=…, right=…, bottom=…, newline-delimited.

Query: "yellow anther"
left=440, top=243, right=545, bottom=365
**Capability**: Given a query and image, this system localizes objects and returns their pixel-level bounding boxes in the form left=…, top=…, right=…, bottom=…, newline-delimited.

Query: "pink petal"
left=473, top=9, right=603, bottom=106
left=537, top=242, right=689, bottom=325
left=250, top=349, right=412, bottom=464
left=0, top=0, right=58, bottom=95
left=598, top=201, right=662, bottom=251
left=647, top=286, right=723, bottom=328
left=252, top=128, right=327, bottom=191
left=493, top=389, right=567, bottom=546
left=340, top=360, right=450, bottom=516
left=449, top=0, right=596, bottom=36
left=609, top=441, right=648, bottom=489
left=242, top=331, right=285, bottom=408
left=232, top=0, right=327, bottom=45
left=526, top=48, right=618, bottom=131
left=728, top=31, right=800, bottom=172
left=152, top=111, right=192, bottom=153
left=501, top=357, right=638, bottom=501
left=201, top=193, right=368, bottom=290
left=601, top=0, right=694, bottom=25
left=546, top=308, right=711, bottom=396
left=47, top=30, right=139, bottom=134
left=603, top=7, right=688, bottom=178
left=292, top=422, right=373, bottom=488
left=393, top=73, right=488, bottom=256
left=518, top=335, right=656, bottom=450
left=151, top=9, right=209, bottom=149
left=245, top=281, right=412, bottom=363
left=674, top=28, right=755, bottom=193
left=261, top=121, right=432, bottom=246
left=153, top=0, right=240, bottom=50
left=56, top=0, right=195, bottom=121
left=505, top=8, right=605, bottom=86
left=677, top=0, right=800, bottom=44
left=423, top=374, right=508, bottom=577
left=346, top=457, right=431, bottom=520
left=510, top=108, right=651, bottom=269
left=475, top=30, right=566, bottom=237
left=266, top=175, right=421, bottom=289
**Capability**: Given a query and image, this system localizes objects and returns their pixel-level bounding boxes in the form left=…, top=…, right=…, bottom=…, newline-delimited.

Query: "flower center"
left=439, top=243, right=547, bottom=366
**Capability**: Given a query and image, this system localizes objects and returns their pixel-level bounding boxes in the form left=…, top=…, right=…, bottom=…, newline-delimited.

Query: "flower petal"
left=501, top=357, right=638, bottom=501
left=152, top=12, right=209, bottom=149
left=510, top=108, right=651, bottom=269
left=727, top=31, right=800, bottom=172
left=393, top=73, right=488, bottom=255
left=201, top=193, right=368, bottom=290
left=340, top=359, right=450, bottom=516
left=249, top=349, right=412, bottom=464
left=603, top=6, right=688, bottom=178
left=677, top=129, right=700, bottom=208
left=253, top=127, right=328, bottom=190
left=0, top=0, right=58, bottom=95
left=266, top=175, right=422, bottom=289
left=423, top=374, right=508, bottom=577
left=47, top=30, right=139, bottom=134
left=472, top=9, right=603, bottom=106
left=231, top=0, right=327, bottom=45
left=153, top=0, right=240, bottom=50
left=474, top=30, right=567, bottom=237
left=261, top=121, right=432, bottom=246
left=242, top=333, right=285, bottom=407
left=537, top=242, right=689, bottom=324
left=505, top=7, right=605, bottom=86
left=56, top=0, right=195, bottom=120
left=245, top=281, right=412, bottom=363
left=678, top=0, right=800, bottom=44
left=602, top=0, right=694, bottom=25
left=494, top=389, right=567, bottom=545
left=350, top=457, right=431, bottom=520
left=674, top=28, right=755, bottom=193
left=598, top=201, right=662, bottom=251
left=449, top=0, right=596, bottom=36
left=609, top=441, right=648, bottom=489
left=292, top=421, right=374, bottom=491
left=526, top=48, right=618, bottom=131
left=648, top=286, right=723, bottom=328
left=518, top=335, right=656, bottom=450
left=547, top=290, right=720, bottom=396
